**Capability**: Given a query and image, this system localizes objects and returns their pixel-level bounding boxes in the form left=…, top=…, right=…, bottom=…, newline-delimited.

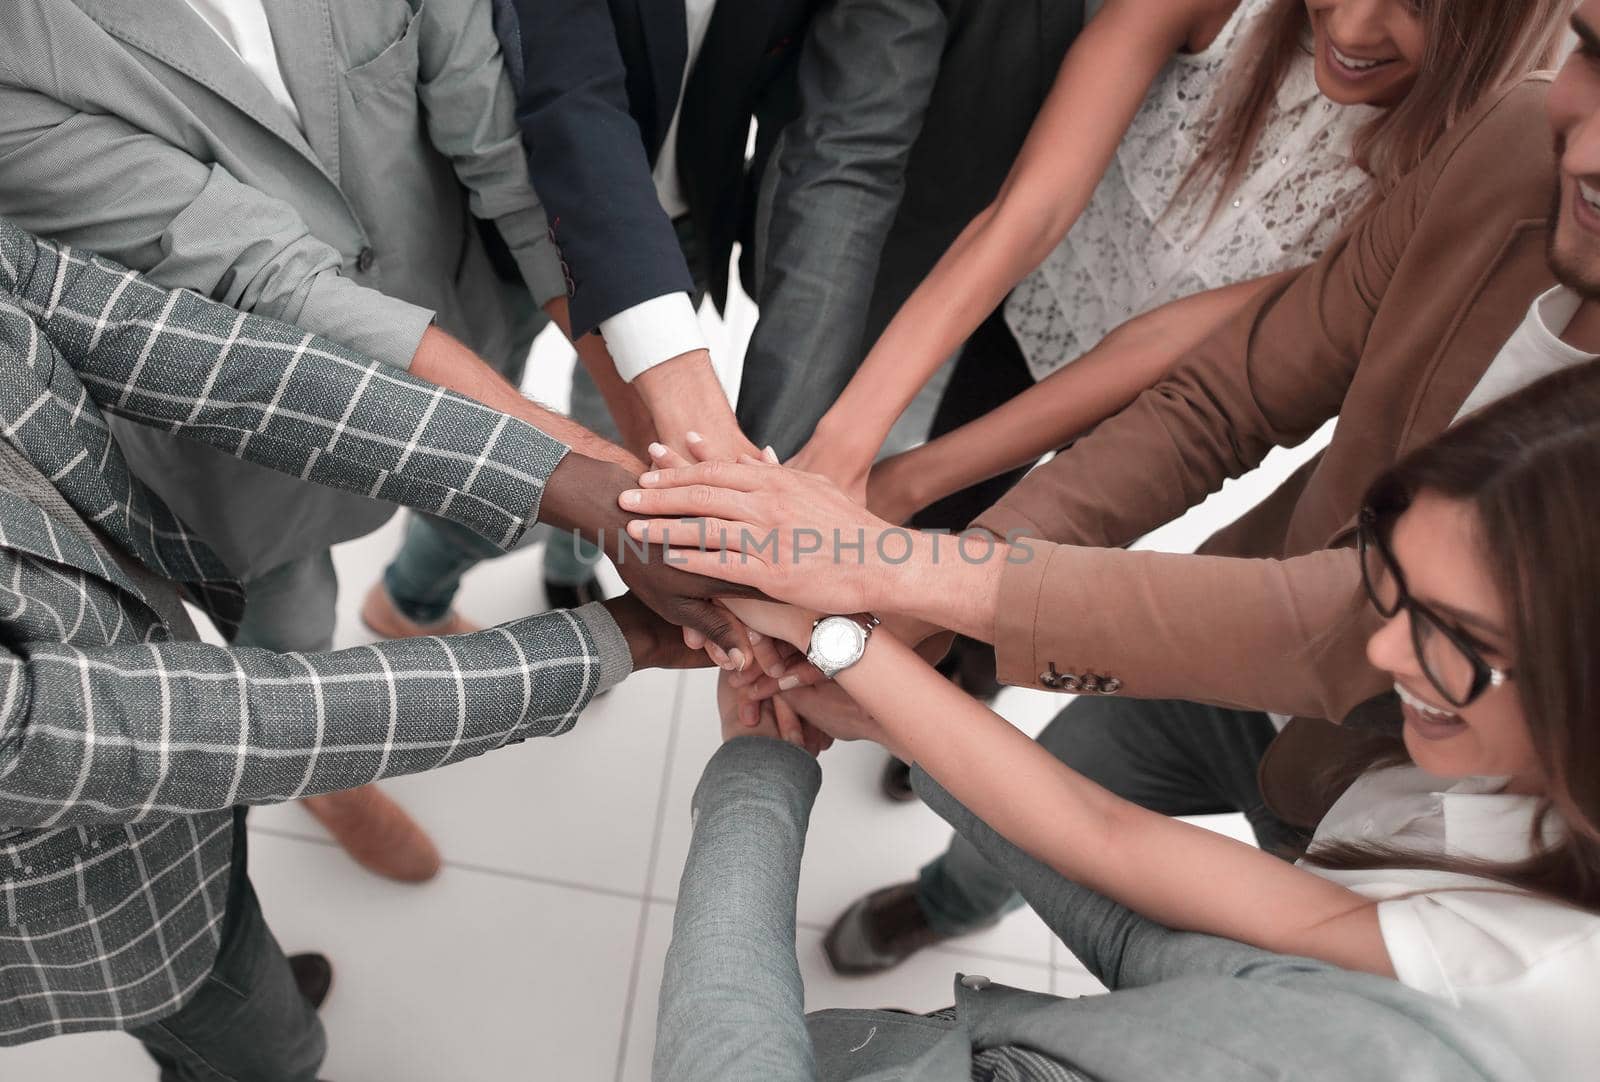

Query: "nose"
left=1324, top=0, right=1393, bottom=49
left=1366, top=611, right=1419, bottom=680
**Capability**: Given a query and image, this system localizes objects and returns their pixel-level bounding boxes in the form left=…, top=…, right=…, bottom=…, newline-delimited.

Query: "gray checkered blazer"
left=0, top=218, right=631, bottom=1043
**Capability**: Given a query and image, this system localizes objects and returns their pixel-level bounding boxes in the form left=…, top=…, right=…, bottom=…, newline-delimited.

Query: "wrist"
left=811, top=410, right=885, bottom=469
left=900, top=530, right=1002, bottom=643
left=601, top=594, right=659, bottom=669
left=634, top=349, right=721, bottom=417
left=541, top=453, right=636, bottom=546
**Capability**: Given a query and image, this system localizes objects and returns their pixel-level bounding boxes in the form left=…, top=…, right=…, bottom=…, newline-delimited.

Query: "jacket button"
left=1100, top=677, right=1122, bottom=694
left=960, top=974, right=991, bottom=991
left=356, top=247, right=375, bottom=273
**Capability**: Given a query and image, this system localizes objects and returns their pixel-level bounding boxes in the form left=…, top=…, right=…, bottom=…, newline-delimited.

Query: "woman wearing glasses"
left=651, top=362, right=1600, bottom=1079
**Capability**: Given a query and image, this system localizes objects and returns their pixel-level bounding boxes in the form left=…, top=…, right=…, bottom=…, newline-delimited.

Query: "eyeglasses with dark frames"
left=1357, top=506, right=1512, bottom=709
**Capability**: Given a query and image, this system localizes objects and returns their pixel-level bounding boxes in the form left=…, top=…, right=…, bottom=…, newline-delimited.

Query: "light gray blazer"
left=0, top=0, right=566, bottom=576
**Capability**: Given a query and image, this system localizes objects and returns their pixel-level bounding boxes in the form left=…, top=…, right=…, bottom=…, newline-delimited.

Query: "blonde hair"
left=1177, top=0, right=1569, bottom=217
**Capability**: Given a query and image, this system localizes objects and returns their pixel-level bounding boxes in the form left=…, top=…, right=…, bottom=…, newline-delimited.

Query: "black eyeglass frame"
left=1356, top=506, right=1512, bottom=709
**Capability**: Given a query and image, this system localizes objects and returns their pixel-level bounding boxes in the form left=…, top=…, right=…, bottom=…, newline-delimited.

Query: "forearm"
left=884, top=278, right=1274, bottom=514
left=983, top=542, right=1386, bottom=720
left=21, top=235, right=564, bottom=547
left=572, top=331, right=660, bottom=456
left=655, top=737, right=821, bottom=1082
left=831, top=633, right=1390, bottom=976
left=816, top=202, right=1080, bottom=462
left=864, top=531, right=1007, bottom=645
left=0, top=606, right=624, bottom=828
left=633, top=350, right=754, bottom=459
left=410, top=324, right=643, bottom=472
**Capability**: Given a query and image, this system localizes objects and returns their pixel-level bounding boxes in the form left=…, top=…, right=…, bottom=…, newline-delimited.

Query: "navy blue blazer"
left=498, top=0, right=817, bottom=336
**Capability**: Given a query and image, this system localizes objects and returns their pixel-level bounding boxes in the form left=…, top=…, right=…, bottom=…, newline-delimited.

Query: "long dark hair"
left=1176, top=0, right=1569, bottom=218
left=1302, top=361, right=1600, bottom=912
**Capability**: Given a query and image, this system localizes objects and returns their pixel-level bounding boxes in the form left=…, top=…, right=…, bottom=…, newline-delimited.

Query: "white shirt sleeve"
left=598, top=292, right=709, bottom=382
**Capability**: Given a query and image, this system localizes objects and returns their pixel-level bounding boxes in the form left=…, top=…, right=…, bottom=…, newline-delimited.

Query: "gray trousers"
left=916, top=695, right=1307, bottom=935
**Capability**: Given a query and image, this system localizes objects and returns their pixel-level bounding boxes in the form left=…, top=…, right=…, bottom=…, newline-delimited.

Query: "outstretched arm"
left=0, top=600, right=631, bottom=829
left=724, top=602, right=1394, bottom=980
left=655, top=694, right=823, bottom=1081
left=869, top=276, right=1278, bottom=524
left=788, top=0, right=1230, bottom=498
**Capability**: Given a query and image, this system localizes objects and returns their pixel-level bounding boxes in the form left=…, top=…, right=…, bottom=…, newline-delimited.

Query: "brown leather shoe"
left=359, top=581, right=479, bottom=639
left=824, top=882, right=957, bottom=976
left=301, top=785, right=441, bottom=883
left=288, top=953, right=334, bottom=1009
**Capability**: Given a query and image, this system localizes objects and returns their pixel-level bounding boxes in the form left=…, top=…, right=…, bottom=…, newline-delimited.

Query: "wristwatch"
left=806, top=613, right=881, bottom=679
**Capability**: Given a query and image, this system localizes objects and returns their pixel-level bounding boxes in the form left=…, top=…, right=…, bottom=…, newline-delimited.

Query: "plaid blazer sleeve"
left=0, top=602, right=630, bottom=827
left=0, top=218, right=565, bottom=551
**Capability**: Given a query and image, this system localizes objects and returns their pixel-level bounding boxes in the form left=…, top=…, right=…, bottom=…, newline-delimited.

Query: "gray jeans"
left=917, top=695, right=1306, bottom=935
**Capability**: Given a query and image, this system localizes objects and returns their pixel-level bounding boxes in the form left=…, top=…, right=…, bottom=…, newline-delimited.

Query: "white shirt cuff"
left=598, top=293, right=708, bottom=382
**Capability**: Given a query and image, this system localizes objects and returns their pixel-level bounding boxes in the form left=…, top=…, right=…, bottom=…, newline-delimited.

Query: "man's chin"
left=1549, top=231, right=1600, bottom=301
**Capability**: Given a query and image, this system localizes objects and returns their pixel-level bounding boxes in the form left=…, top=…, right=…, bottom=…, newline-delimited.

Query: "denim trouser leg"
left=383, top=514, right=506, bottom=625
left=916, top=696, right=1301, bottom=935
left=130, top=829, right=326, bottom=1081
left=231, top=550, right=339, bottom=653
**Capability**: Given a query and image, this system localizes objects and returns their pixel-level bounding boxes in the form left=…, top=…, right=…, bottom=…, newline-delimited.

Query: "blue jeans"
left=382, top=350, right=616, bottom=622
left=916, top=695, right=1304, bottom=935
left=129, top=821, right=325, bottom=1081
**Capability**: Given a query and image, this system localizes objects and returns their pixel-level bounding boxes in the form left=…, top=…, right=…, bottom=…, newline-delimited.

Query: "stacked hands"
left=614, top=434, right=953, bottom=757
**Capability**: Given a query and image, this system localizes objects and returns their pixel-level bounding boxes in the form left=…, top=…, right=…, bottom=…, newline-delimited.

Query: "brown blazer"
left=972, top=76, right=1558, bottom=826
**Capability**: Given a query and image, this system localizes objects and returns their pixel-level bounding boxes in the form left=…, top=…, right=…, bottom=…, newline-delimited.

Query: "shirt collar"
left=1437, top=777, right=1552, bottom=864
left=1529, top=285, right=1597, bottom=360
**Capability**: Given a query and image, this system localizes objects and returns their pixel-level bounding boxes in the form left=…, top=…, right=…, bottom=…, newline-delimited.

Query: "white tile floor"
left=0, top=292, right=1327, bottom=1081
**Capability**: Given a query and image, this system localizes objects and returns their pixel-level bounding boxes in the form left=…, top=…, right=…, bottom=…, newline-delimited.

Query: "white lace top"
left=1004, top=0, right=1377, bottom=381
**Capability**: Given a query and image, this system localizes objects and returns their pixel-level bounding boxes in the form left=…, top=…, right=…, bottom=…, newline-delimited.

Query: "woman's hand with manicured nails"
left=620, top=456, right=904, bottom=616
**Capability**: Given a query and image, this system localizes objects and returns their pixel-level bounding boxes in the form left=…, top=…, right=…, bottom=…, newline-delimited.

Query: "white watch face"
left=812, top=617, right=866, bottom=670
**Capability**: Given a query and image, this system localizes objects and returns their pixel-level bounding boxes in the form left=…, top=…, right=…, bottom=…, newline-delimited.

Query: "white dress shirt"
left=597, top=0, right=718, bottom=382
left=182, top=0, right=302, bottom=130
left=1302, top=767, right=1600, bottom=1080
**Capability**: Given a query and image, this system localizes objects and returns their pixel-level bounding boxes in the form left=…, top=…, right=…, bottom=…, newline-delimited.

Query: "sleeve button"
left=355, top=247, right=375, bottom=273
left=1100, top=677, right=1122, bottom=694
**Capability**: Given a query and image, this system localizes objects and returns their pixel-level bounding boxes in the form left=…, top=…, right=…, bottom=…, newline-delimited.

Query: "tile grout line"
left=245, top=824, right=654, bottom=905
left=612, top=669, right=691, bottom=1082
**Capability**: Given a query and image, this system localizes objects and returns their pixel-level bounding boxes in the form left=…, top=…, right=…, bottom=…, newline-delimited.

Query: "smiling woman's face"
left=1363, top=492, right=1542, bottom=792
left=1305, top=0, right=1427, bottom=108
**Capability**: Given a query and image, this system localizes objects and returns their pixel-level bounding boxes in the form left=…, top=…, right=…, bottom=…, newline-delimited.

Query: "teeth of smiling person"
left=1580, top=179, right=1600, bottom=213
left=1395, top=682, right=1454, bottom=720
left=1331, top=44, right=1389, bottom=71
